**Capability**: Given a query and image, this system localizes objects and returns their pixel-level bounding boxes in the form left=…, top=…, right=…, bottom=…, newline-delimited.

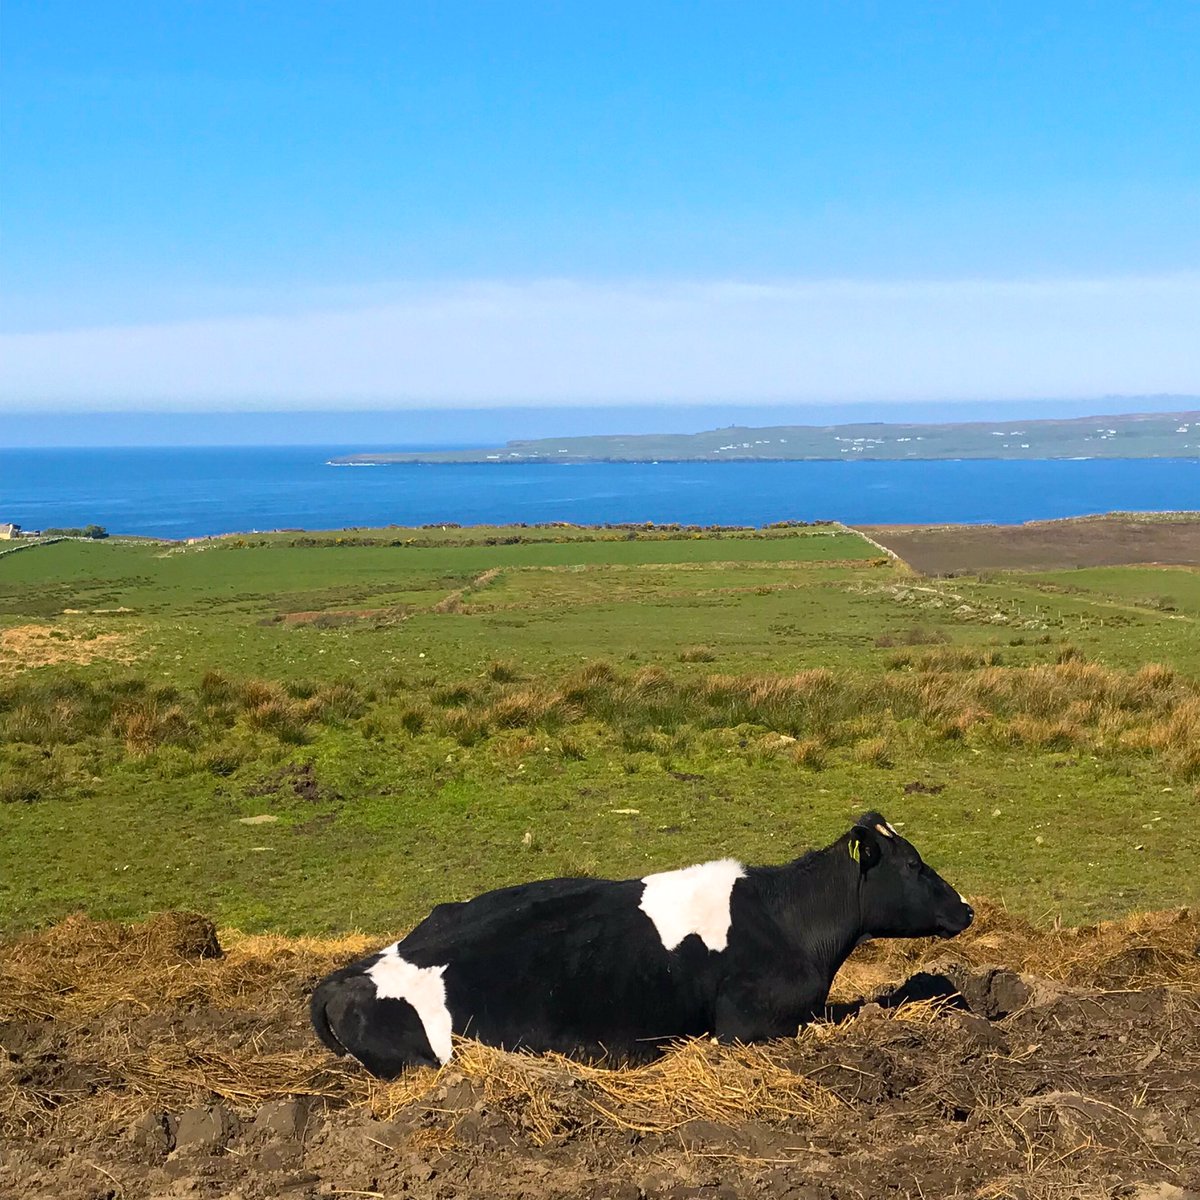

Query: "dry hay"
left=834, top=898, right=1200, bottom=996
left=3, top=903, right=1198, bottom=1151
left=0, top=907, right=841, bottom=1146
left=0, top=623, right=138, bottom=674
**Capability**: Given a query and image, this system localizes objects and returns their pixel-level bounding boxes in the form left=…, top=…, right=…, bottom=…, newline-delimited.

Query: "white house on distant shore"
left=0, top=523, right=21, bottom=540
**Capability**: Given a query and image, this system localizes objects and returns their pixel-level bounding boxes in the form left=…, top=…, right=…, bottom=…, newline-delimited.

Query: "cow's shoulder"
left=638, top=858, right=747, bottom=953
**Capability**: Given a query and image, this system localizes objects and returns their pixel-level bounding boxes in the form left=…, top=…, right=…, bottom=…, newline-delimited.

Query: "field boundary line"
left=1015, top=580, right=1197, bottom=624
left=0, top=536, right=70, bottom=559
left=834, top=523, right=914, bottom=572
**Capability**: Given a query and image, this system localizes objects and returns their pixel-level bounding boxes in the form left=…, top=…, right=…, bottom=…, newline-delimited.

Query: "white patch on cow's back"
left=639, top=858, right=746, bottom=952
left=366, top=945, right=454, bottom=1064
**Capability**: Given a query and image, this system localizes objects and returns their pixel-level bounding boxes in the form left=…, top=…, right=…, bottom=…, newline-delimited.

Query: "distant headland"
left=330, top=410, right=1200, bottom=466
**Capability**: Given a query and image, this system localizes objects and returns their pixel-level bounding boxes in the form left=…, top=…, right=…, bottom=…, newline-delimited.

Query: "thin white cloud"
left=2, top=275, right=1198, bottom=409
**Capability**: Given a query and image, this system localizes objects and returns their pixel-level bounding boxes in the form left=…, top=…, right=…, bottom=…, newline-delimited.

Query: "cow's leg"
left=318, top=974, right=445, bottom=1078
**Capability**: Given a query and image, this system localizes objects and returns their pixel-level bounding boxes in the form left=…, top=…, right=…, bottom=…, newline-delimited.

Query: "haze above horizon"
left=2, top=3, right=1198, bottom=415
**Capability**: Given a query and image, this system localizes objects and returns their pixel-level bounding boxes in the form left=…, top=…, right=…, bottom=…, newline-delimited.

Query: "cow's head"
left=846, top=811, right=973, bottom=939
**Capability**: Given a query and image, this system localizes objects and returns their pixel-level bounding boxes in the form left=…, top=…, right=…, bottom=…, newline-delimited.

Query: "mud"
left=2, top=908, right=1198, bottom=1200
left=856, top=516, right=1200, bottom=576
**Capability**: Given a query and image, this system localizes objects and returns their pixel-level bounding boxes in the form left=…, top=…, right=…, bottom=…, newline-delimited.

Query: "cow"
left=310, top=811, right=973, bottom=1077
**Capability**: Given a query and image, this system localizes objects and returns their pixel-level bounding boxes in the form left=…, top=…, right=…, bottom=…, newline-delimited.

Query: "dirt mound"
left=3, top=907, right=1198, bottom=1199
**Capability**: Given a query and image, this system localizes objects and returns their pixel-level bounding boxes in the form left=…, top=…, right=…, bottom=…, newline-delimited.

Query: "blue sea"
left=1, top=448, right=1197, bottom=539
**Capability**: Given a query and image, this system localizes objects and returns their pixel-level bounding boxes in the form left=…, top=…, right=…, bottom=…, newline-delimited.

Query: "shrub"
left=42, top=524, right=107, bottom=539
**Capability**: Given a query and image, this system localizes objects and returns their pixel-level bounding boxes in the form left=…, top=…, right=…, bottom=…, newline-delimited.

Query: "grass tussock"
left=485, top=686, right=561, bottom=729
left=421, top=657, right=1200, bottom=777
left=852, top=736, right=893, bottom=768
left=3, top=653, right=1199, bottom=784
left=885, top=645, right=1004, bottom=672
left=111, top=696, right=194, bottom=756
left=0, top=672, right=371, bottom=761
left=485, top=658, right=522, bottom=683
left=789, top=736, right=827, bottom=769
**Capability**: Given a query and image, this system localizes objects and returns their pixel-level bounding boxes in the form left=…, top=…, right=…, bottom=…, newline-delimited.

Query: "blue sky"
left=2, top=2, right=1198, bottom=413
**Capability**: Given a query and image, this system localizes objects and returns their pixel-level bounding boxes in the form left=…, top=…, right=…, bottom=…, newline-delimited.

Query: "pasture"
left=2, top=521, right=1197, bottom=933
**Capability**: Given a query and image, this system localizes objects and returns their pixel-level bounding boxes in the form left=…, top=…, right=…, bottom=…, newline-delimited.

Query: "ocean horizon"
left=2, top=446, right=1198, bottom=540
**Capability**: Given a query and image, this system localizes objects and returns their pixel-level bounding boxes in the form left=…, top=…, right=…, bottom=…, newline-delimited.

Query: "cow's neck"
left=766, top=848, right=865, bottom=982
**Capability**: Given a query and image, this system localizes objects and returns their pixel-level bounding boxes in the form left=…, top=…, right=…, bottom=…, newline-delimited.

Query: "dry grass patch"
left=836, top=899, right=1200, bottom=993
left=0, top=623, right=137, bottom=675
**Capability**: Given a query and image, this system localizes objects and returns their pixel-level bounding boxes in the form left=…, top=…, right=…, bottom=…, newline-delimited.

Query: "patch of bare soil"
left=0, top=623, right=138, bottom=675
left=244, top=762, right=341, bottom=805
left=856, top=516, right=1200, bottom=576
left=2, top=906, right=1198, bottom=1200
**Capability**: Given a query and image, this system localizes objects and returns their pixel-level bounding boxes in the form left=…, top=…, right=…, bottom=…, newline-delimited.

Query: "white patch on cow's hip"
left=639, top=858, right=746, bottom=952
left=366, top=945, right=454, bottom=1064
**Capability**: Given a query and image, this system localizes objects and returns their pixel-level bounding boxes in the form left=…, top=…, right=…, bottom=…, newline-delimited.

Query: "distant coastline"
left=330, top=410, right=1200, bottom=466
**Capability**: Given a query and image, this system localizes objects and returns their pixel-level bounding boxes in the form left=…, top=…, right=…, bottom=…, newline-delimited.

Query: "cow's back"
left=396, top=874, right=723, bottom=1057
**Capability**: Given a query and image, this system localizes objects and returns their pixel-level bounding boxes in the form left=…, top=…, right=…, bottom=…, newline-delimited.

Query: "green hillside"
left=334, top=410, right=1200, bottom=464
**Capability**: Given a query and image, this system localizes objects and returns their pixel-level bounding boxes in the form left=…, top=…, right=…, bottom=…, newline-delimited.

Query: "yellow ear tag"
left=848, top=839, right=860, bottom=863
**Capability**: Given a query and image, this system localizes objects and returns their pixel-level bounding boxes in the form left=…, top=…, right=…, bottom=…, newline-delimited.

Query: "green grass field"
left=2, top=526, right=1197, bottom=935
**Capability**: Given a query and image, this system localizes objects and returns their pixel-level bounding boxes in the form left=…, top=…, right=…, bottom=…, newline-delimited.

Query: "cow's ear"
left=848, top=826, right=882, bottom=872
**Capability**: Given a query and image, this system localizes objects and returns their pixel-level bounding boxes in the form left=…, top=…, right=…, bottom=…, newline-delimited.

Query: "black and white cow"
left=310, top=812, right=972, bottom=1077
